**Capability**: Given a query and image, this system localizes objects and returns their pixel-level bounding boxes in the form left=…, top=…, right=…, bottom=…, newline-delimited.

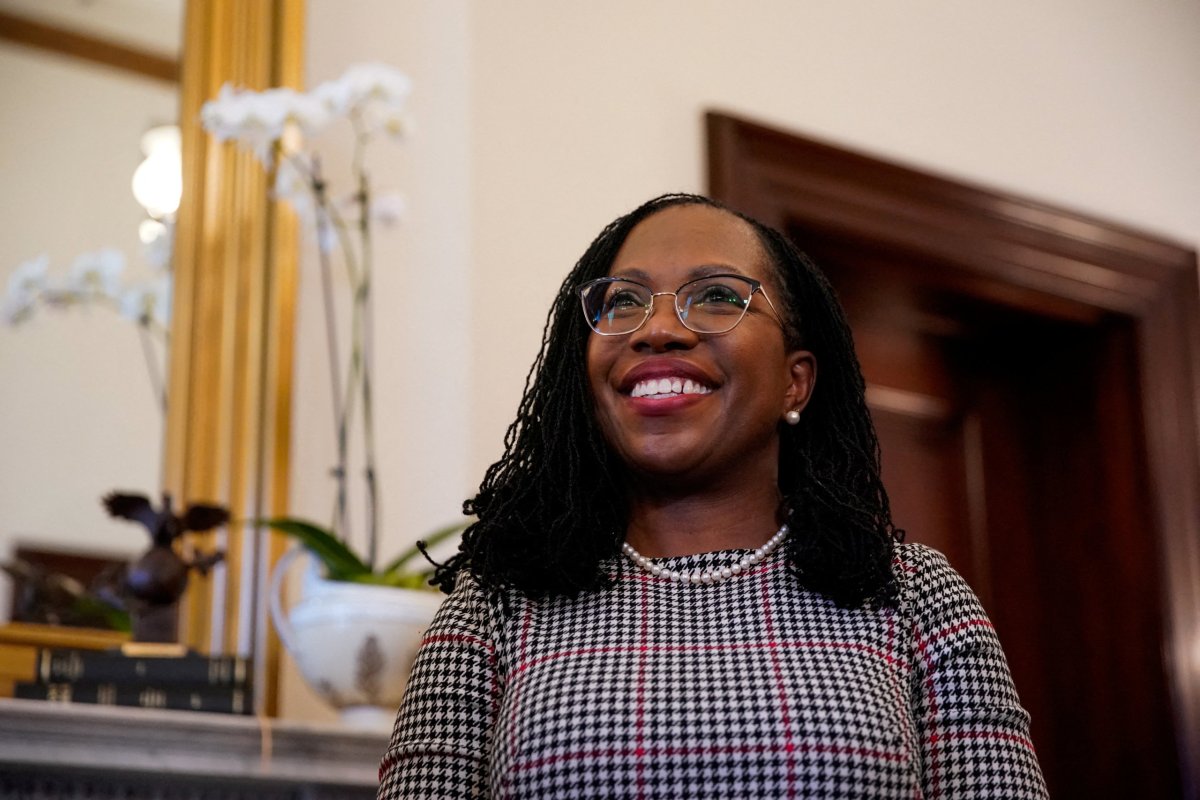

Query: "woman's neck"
left=622, top=476, right=783, bottom=557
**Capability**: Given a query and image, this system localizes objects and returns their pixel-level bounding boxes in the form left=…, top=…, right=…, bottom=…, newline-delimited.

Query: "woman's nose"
left=631, top=294, right=698, bottom=351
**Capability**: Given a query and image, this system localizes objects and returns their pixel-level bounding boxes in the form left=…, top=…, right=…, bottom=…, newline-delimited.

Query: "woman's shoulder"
left=890, top=541, right=987, bottom=624
left=891, top=541, right=954, bottom=576
left=439, top=564, right=528, bottom=628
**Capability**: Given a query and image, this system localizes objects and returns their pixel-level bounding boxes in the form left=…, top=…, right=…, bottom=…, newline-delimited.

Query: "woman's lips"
left=615, top=359, right=720, bottom=416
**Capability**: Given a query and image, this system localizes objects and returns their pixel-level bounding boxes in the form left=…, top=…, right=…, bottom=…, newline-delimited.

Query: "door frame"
left=708, top=110, right=1200, bottom=791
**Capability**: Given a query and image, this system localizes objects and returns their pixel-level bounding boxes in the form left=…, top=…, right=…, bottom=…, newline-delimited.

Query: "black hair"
left=435, top=193, right=902, bottom=608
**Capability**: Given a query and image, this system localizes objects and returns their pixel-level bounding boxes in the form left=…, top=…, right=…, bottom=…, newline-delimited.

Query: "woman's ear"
left=783, top=351, right=817, bottom=418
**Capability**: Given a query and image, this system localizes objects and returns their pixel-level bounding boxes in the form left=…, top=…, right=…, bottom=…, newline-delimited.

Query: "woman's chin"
left=619, top=444, right=723, bottom=488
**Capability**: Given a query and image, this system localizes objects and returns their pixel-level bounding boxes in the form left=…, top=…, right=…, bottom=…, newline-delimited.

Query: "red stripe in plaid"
left=509, top=639, right=908, bottom=681
left=917, top=620, right=943, bottom=797
left=507, top=605, right=534, bottom=762
left=420, top=632, right=494, bottom=652
left=635, top=575, right=650, bottom=800
left=884, top=612, right=912, bottom=763
left=512, top=740, right=909, bottom=774
left=761, top=561, right=799, bottom=797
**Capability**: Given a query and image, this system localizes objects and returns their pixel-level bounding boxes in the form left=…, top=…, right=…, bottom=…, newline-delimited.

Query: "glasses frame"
left=578, top=273, right=783, bottom=336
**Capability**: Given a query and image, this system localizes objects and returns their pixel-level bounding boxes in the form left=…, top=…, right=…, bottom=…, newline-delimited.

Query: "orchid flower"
left=370, top=192, right=406, bottom=228
left=120, top=275, right=172, bottom=328
left=3, top=254, right=49, bottom=323
left=200, top=84, right=330, bottom=165
left=67, top=248, right=126, bottom=299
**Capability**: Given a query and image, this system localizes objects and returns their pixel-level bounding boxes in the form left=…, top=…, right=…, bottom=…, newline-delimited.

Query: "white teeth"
left=630, top=377, right=713, bottom=398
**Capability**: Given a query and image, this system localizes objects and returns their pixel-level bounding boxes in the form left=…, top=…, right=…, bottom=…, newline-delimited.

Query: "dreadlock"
left=434, top=193, right=902, bottom=608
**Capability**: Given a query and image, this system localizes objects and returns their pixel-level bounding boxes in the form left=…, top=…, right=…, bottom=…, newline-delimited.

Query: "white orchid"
left=203, top=64, right=413, bottom=166
left=5, top=241, right=171, bottom=412
left=371, top=192, right=406, bottom=228
left=6, top=248, right=168, bottom=328
left=201, top=84, right=331, bottom=164
left=273, top=157, right=318, bottom=221
left=363, top=103, right=413, bottom=141
left=313, top=62, right=411, bottom=119
left=3, top=254, right=50, bottom=323
left=120, top=275, right=172, bottom=327
left=67, top=248, right=126, bottom=298
left=199, top=63, right=411, bottom=565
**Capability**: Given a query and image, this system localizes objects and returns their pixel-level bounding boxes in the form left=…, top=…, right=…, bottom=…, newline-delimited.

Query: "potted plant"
left=262, top=518, right=463, bottom=729
left=202, top=64, right=460, bottom=728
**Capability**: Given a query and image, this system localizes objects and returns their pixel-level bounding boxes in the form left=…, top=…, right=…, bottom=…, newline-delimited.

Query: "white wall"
left=0, top=44, right=177, bottom=615
left=467, top=0, right=1200, bottom=481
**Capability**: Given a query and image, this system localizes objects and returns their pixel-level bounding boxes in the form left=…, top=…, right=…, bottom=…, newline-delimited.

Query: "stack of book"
left=11, top=644, right=253, bottom=715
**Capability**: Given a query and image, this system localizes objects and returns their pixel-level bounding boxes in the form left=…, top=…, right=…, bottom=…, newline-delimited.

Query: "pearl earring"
left=785, top=409, right=801, bottom=425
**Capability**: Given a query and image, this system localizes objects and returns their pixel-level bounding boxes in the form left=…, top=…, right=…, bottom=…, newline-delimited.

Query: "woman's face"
left=585, top=204, right=815, bottom=487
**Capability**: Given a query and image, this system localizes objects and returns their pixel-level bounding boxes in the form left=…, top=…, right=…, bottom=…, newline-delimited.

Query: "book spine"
left=0, top=643, right=38, bottom=683
left=14, top=681, right=253, bottom=715
left=37, top=649, right=251, bottom=688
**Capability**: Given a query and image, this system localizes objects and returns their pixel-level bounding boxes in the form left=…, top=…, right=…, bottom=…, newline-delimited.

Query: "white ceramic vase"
left=269, top=547, right=444, bottom=731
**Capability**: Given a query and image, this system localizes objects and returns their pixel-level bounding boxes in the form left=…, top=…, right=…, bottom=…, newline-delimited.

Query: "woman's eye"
left=607, top=290, right=644, bottom=309
left=695, top=285, right=743, bottom=306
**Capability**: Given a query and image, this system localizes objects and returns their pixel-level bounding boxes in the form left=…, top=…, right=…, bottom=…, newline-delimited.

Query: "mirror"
left=0, top=0, right=184, bottom=621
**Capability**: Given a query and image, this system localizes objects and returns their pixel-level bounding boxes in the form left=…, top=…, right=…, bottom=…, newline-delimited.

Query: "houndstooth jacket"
left=378, top=543, right=1048, bottom=799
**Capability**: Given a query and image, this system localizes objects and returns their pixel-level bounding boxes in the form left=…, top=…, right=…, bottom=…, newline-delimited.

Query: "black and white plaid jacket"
left=379, top=543, right=1047, bottom=799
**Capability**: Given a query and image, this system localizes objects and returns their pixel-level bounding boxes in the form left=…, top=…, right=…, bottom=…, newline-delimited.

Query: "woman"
left=378, top=194, right=1047, bottom=798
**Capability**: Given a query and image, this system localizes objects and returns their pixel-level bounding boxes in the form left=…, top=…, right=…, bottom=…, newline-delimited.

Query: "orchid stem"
left=311, top=157, right=350, bottom=542
left=353, top=126, right=380, bottom=572
left=137, top=321, right=167, bottom=415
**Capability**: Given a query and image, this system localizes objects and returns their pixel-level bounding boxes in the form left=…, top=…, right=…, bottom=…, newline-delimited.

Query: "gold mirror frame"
left=168, top=0, right=304, bottom=715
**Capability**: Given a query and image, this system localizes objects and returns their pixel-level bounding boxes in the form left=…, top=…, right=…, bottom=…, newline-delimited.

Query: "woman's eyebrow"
left=690, top=263, right=748, bottom=278
left=609, top=263, right=749, bottom=282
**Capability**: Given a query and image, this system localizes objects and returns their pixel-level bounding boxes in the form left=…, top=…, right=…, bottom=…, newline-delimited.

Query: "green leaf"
left=348, top=571, right=433, bottom=590
left=72, top=596, right=132, bottom=633
left=257, top=517, right=371, bottom=580
left=378, top=520, right=467, bottom=580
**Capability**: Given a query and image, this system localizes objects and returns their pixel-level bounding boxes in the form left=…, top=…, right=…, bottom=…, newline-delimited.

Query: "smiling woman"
left=584, top=205, right=814, bottom=550
left=378, top=194, right=1049, bottom=799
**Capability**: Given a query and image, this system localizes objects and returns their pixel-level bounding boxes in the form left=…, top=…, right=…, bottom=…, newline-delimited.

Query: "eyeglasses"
left=578, top=274, right=781, bottom=336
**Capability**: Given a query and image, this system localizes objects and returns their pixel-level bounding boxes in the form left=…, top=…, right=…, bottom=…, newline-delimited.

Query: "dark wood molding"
left=708, top=110, right=1200, bottom=795
left=0, top=10, right=178, bottom=84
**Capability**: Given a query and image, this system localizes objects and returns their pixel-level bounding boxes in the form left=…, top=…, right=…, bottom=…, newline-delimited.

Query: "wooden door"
left=804, top=235, right=1180, bottom=797
left=709, top=111, right=1200, bottom=798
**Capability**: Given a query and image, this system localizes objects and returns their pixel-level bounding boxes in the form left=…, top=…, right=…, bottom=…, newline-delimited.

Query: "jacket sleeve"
left=902, top=544, right=1049, bottom=799
left=378, top=571, right=500, bottom=799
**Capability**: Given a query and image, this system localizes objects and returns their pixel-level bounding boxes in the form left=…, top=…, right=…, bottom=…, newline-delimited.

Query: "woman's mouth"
left=629, top=377, right=714, bottom=399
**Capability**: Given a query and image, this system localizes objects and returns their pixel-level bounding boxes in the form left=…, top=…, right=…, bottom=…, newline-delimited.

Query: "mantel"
left=0, top=698, right=389, bottom=799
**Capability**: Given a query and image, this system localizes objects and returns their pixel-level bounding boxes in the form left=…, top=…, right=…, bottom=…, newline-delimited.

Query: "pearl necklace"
left=621, top=524, right=789, bottom=586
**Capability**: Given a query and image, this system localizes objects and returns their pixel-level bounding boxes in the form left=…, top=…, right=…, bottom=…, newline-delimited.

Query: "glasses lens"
left=580, top=279, right=652, bottom=334
left=677, top=276, right=754, bottom=333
